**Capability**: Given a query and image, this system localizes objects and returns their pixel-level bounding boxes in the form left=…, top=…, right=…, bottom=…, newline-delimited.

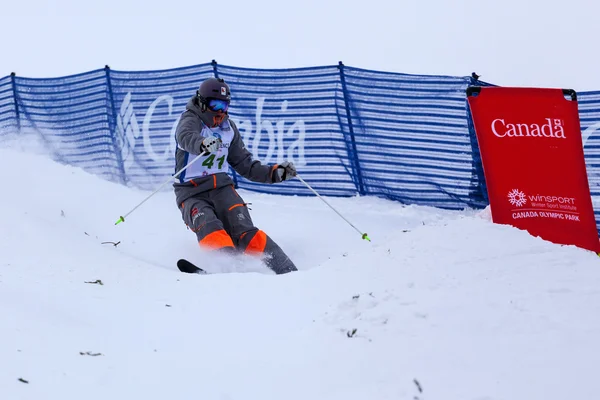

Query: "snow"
left=2, top=145, right=600, bottom=400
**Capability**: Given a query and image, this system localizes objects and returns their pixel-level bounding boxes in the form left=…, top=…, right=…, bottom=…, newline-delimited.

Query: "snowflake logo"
left=508, top=189, right=527, bottom=207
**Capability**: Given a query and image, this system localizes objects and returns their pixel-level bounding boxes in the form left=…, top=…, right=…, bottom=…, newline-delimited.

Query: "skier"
left=173, top=77, right=298, bottom=274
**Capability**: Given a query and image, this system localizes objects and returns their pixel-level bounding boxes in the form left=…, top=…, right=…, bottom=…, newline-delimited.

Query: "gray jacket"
left=173, top=96, right=281, bottom=206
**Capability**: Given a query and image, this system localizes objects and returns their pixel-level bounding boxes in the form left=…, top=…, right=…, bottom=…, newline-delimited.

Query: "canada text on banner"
left=467, top=86, right=600, bottom=253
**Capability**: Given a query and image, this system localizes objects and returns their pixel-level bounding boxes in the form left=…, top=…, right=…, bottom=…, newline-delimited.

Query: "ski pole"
left=114, top=151, right=208, bottom=225
left=294, top=173, right=371, bottom=242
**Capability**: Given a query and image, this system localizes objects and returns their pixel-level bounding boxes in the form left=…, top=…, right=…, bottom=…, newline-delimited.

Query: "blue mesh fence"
left=341, top=66, right=486, bottom=210
left=578, top=91, right=600, bottom=226
left=1, top=62, right=600, bottom=230
left=0, top=75, right=17, bottom=136
left=10, top=69, right=122, bottom=182
left=217, top=63, right=357, bottom=197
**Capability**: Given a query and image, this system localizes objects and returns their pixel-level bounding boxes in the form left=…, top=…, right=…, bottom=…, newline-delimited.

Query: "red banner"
left=467, top=87, right=600, bottom=253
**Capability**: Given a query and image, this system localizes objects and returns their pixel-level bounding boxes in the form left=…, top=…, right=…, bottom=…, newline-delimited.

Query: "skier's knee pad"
left=198, top=222, right=235, bottom=251
left=237, top=228, right=266, bottom=254
left=238, top=229, right=297, bottom=274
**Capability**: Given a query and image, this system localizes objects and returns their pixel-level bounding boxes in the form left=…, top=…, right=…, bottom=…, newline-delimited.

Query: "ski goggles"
left=207, top=98, right=230, bottom=112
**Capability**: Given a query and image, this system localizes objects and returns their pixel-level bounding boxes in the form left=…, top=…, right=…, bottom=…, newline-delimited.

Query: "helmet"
left=196, top=78, right=231, bottom=127
left=197, top=77, right=231, bottom=103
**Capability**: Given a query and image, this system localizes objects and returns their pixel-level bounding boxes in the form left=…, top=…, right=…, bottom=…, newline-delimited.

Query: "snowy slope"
left=1, top=147, right=600, bottom=400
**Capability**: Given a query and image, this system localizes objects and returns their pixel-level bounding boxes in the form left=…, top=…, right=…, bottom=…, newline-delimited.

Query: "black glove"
left=274, top=161, right=297, bottom=182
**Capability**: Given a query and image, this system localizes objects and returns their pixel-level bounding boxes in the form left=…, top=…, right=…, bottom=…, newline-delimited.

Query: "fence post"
left=105, top=65, right=127, bottom=185
left=9, top=73, right=21, bottom=132
left=465, top=76, right=488, bottom=206
left=337, top=61, right=365, bottom=195
left=212, top=59, right=220, bottom=78
left=213, top=58, right=240, bottom=188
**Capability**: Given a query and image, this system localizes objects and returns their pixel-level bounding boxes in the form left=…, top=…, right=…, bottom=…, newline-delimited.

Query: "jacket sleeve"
left=175, top=110, right=204, bottom=154
left=227, top=119, right=281, bottom=184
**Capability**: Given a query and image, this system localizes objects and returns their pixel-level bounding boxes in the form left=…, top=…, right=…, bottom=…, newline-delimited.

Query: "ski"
left=177, top=259, right=207, bottom=274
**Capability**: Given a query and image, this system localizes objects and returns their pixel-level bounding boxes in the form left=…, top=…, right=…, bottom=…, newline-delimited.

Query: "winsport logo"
left=508, top=189, right=527, bottom=207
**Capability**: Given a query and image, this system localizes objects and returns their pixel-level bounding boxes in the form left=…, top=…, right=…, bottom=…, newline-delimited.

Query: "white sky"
left=1, top=0, right=597, bottom=91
